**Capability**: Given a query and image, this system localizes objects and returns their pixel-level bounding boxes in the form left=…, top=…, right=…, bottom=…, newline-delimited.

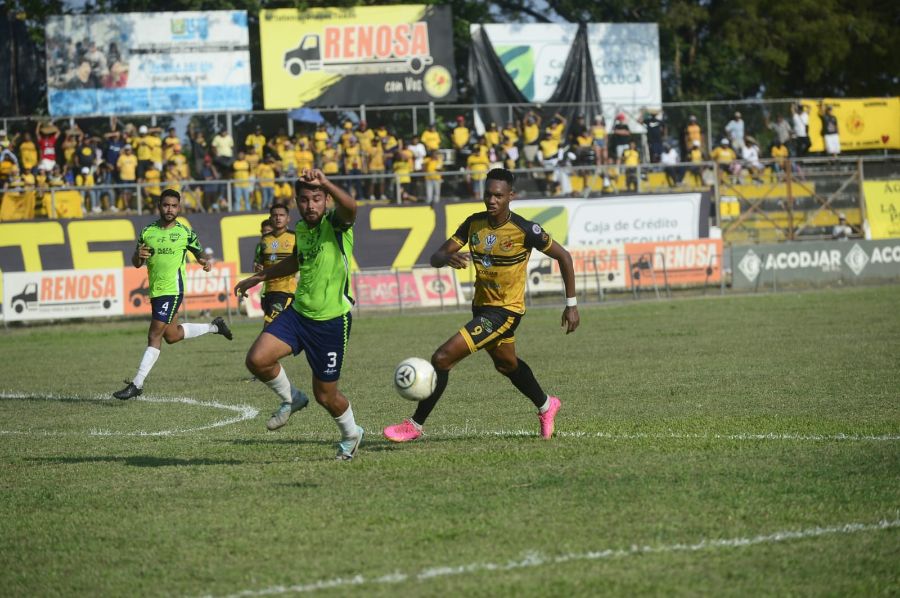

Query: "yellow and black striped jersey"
left=256, top=230, right=298, bottom=294
left=451, top=211, right=553, bottom=314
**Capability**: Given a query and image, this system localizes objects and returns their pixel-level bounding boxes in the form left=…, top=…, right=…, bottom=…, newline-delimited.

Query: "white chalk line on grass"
left=206, top=517, right=900, bottom=597
left=0, top=391, right=258, bottom=437
left=448, top=428, right=900, bottom=443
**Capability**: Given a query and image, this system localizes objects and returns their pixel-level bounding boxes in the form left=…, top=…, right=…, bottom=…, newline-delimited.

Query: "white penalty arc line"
left=208, top=517, right=900, bottom=597
left=0, top=392, right=258, bottom=437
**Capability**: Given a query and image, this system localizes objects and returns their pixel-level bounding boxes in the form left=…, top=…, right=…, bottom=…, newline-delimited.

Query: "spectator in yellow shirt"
left=232, top=150, right=252, bottom=211
left=421, top=123, right=442, bottom=152
left=76, top=166, right=99, bottom=212
left=423, top=150, right=443, bottom=204
left=295, top=140, right=314, bottom=173
left=343, top=136, right=365, bottom=199
left=521, top=110, right=542, bottom=166
left=256, top=156, right=277, bottom=209
left=320, top=140, right=341, bottom=175
left=163, top=127, right=180, bottom=162
left=141, top=162, right=162, bottom=208
left=18, top=132, right=38, bottom=172
left=451, top=115, right=470, bottom=151
left=116, top=144, right=138, bottom=210
left=484, top=122, right=501, bottom=147
left=502, top=121, right=519, bottom=146
left=245, top=125, right=266, bottom=157
left=313, top=123, right=329, bottom=154
left=545, top=113, right=567, bottom=142
left=621, top=141, right=641, bottom=192
left=355, top=121, right=375, bottom=153
left=466, top=141, right=490, bottom=199
left=592, top=115, right=607, bottom=165
left=367, top=137, right=386, bottom=200
left=393, top=144, right=415, bottom=201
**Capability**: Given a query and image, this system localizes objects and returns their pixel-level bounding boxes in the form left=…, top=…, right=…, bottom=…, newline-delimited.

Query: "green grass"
left=1, top=286, right=898, bottom=596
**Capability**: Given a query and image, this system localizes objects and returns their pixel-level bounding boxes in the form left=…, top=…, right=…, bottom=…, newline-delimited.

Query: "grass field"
left=1, top=286, right=898, bottom=596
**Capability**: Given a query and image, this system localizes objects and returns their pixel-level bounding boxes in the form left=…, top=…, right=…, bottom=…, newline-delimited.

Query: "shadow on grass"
left=29, top=456, right=244, bottom=467
left=0, top=396, right=117, bottom=406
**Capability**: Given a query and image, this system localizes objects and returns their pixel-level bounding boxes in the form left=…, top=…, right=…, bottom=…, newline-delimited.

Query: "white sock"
left=264, top=366, right=297, bottom=404
left=334, top=404, right=359, bottom=440
left=132, top=346, right=160, bottom=388
left=538, top=396, right=551, bottom=414
left=181, top=323, right=214, bottom=339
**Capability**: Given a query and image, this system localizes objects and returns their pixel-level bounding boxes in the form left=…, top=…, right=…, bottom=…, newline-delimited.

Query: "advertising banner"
left=0, top=196, right=710, bottom=285
left=731, top=240, right=900, bottom=289
left=624, top=239, right=722, bottom=286
left=351, top=268, right=464, bottom=309
left=478, top=23, right=661, bottom=110
left=802, top=97, right=900, bottom=153
left=3, top=268, right=123, bottom=322
left=526, top=244, right=628, bottom=295
left=863, top=180, right=900, bottom=240
left=123, top=262, right=236, bottom=315
left=260, top=5, right=457, bottom=109
left=45, top=11, right=251, bottom=116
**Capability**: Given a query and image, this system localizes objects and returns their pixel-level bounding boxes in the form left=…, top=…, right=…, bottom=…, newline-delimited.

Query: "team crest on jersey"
left=500, top=237, right=514, bottom=252
left=470, top=232, right=480, bottom=246
left=532, top=224, right=542, bottom=235
left=169, top=232, right=180, bottom=242
left=484, top=234, right=497, bottom=251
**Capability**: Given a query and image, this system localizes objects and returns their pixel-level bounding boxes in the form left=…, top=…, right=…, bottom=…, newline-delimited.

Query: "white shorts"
left=824, top=134, right=840, bottom=155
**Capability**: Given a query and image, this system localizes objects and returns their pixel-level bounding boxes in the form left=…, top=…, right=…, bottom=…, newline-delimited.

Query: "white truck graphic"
left=283, top=32, right=433, bottom=77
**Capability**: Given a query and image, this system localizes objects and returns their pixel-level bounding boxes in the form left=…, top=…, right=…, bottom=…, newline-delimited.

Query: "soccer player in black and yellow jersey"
left=384, top=168, right=580, bottom=442
left=255, top=203, right=297, bottom=327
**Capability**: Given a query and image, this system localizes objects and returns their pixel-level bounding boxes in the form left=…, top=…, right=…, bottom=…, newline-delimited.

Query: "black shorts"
left=459, top=306, right=522, bottom=353
left=150, top=295, right=182, bottom=324
left=262, top=291, right=294, bottom=325
left=265, top=308, right=351, bottom=382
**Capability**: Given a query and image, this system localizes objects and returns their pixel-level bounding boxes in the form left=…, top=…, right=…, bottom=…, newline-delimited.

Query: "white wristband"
left=565, top=297, right=577, bottom=307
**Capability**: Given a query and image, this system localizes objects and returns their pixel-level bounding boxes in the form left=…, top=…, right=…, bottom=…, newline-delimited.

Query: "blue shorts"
left=265, top=308, right=352, bottom=382
left=151, top=295, right=183, bottom=324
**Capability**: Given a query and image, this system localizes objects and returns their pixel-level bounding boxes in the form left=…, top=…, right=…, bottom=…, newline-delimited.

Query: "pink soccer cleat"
left=538, top=396, right=561, bottom=439
left=383, top=419, right=423, bottom=443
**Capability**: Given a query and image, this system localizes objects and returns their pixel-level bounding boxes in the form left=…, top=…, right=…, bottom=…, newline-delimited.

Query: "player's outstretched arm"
left=543, top=240, right=580, bottom=334
left=301, top=168, right=357, bottom=225
left=234, top=254, right=299, bottom=298
left=430, top=238, right=468, bottom=269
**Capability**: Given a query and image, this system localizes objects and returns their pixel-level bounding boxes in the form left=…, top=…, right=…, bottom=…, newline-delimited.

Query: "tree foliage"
left=5, top=0, right=899, bottom=112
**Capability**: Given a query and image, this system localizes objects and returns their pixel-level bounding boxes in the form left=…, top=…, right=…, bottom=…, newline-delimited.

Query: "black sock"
left=504, top=358, right=547, bottom=409
left=412, top=369, right=449, bottom=426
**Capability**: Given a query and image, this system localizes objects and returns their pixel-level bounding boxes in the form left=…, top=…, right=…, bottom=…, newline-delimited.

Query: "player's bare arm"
left=133, top=244, right=151, bottom=268
left=543, top=240, right=580, bottom=334
left=430, top=238, right=469, bottom=269
left=234, top=254, right=300, bottom=298
left=301, top=168, right=357, bottom=225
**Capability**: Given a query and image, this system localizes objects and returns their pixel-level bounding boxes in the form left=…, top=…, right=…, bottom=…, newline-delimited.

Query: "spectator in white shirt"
left=660, top=143, right=680, bottom=187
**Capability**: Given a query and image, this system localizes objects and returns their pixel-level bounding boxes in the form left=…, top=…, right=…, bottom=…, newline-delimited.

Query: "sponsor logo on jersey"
left=480, top=254, right=492, bottom=267
left=532, top=223, right=542, bottom=234
left=500, top=237, right=514, bottom=252
left=470, top=232, right=480, bottom=246
left=485, top=234, right=497, bottom=251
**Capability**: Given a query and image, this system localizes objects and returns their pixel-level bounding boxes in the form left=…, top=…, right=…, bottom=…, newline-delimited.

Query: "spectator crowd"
left=0, top=101, right=841, bottom=215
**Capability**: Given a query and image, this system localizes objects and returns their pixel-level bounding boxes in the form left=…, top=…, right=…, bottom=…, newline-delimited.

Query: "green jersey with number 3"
left=292, top=210, right=354, bottom=320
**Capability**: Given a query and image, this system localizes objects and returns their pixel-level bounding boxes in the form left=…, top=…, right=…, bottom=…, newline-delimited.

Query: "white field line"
left=206, top=517, right=900, bottom=597
left=0, top=392, right=258, bottom=436
left=442, top=428, right=900, bottom=442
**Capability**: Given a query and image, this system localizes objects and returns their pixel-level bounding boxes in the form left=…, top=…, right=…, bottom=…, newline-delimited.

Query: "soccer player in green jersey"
left=234, top=169, right=363, bottom=461
left=113, top=189, right=233, bottom=400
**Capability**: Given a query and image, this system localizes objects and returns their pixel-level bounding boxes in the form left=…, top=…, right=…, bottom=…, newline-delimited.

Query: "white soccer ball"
left=393, top=357, right=436, bottom=401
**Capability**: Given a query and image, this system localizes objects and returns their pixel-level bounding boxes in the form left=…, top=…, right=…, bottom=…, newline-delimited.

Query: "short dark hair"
left=486, top=168, right=515, bottom=187
left=295, top=179, right=324, bottom=195
left=260, top=218, right=272, bottom=230
left=160, top=189, right=180, bottom=202
left=269, top=203, right=289, bottom=216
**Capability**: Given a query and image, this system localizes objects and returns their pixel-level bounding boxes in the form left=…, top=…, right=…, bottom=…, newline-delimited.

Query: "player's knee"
left=431, top=349, right=453, bottom=371
left=494, top=358, right=518, bottom=376
left=245, top=351, right=265, bottom=374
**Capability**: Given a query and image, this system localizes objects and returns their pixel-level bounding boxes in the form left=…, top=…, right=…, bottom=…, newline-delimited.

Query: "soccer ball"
left=393, top=357, right=436, bottom=401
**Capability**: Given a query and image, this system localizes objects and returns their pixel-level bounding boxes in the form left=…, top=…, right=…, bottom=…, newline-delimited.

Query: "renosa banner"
left=3, top=269, right=124, bottom=322
left=260, top=5, right=457, bottom=108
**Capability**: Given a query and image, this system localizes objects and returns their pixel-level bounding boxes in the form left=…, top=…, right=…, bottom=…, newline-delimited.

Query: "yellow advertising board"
left=259, top=5, right=457, bottom=109
left=802, top=97, right=900, bottom=152
left=863, top=180, right=900, bottom=240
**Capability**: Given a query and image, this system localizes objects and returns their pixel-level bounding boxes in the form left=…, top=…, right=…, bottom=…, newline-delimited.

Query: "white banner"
left=3, top=269, right=124, bottom=322
left=477, top=23, right=661, bottom=110
left=512, top=193, right=705, bottom=247
left=46, top=11, right=251, bottom=116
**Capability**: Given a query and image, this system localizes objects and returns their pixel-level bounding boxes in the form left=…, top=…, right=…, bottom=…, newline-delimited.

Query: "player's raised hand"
left=300, top=168, right=327, bottom=187
left=198, top=258, right=212, bottom=272
left=561, top=305, right=579, bottom=334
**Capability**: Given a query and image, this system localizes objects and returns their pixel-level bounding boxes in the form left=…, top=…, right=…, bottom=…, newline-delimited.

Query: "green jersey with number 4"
left=292, top=210, right=354, bottom=320
left=137, top=220, right=202, bottom=298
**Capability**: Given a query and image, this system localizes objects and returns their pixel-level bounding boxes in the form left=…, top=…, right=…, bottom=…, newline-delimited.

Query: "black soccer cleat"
left=113, top=380, right=143, bottom=400
left=212, top=316, right=233, bottom=341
